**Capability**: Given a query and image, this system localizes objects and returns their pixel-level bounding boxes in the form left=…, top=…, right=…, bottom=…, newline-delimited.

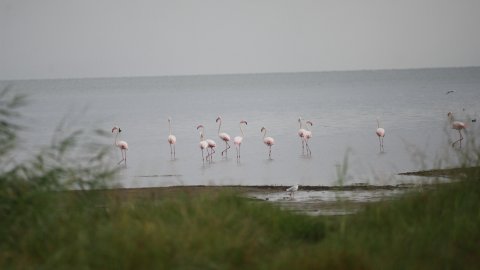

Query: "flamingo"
left=304, top=120, right=313, bottom=156
left=167, top=117, right=177, bottom=159
left=196, top=125, right=209, bottom=162
left=261, top=127, right=275, bottom=159
left=233, top=120, right=247, bottom=160
left=286, top=184, right=299, bottom=199
left=112, top=126, right=128, bottom=166
left=447, top=112, right=466, bottom=148
left=376, top=118, right=385, bottom=152
left=206, top=138, right=216, bottom=162
left=198, top=125, right=216, bottom=162
left=216, top=116, right=231, bottom=157
left=298, top=117, right=307, bottom=154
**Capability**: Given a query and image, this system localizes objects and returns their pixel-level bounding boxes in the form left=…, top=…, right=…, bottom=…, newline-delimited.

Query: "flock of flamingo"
left=111, top=112, right=467, bottom=166
left=110, top=112, right=468, bottom=198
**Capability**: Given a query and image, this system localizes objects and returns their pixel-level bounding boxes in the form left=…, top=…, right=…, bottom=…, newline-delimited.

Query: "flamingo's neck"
left=262, top=129, right=266, bottom=139
left=169, top=120, right=172, bottom=135
left=114, top=132, right=119, bottom=146
left=240, top=123, right=245, bottom=138
left=377, top=119, right=380, bottom=129
left=217, top=119, right=222, bottom=135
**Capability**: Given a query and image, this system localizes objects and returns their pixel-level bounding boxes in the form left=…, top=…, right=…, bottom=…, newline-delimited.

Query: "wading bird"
left=261, top=127, right=275, bottom=159
left=447, top=112, right=466, bottom=148
left=216, top=116, right=231, bottom=157
left=286, top=184, right=299, bottom=199
left=197, top=125, right=209, bottom=163
left=233, top=120, right=247, bottom=160
left=298, top=117, right=307, bottom=154
left=198, top=125, right=216, bottom=162
left=112, top=126, right=128, bottom=166
left=167, top=117, right=177, bottom=159
left=304, top=120, right=313, bottom=156
left=376, top=118, right=385, bottom=152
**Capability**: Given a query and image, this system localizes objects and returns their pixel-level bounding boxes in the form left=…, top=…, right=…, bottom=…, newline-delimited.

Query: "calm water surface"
left=3, top=68, right=480, bottom=188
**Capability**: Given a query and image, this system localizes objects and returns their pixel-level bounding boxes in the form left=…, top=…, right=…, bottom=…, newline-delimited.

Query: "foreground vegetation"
left=1, top=90, right=479, bottom=269
left=2, top=170, right=480, bottom=269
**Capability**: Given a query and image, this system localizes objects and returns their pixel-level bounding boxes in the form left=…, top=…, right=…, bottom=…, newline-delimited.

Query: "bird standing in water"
left=261, top=127, right=275, bottom=159
left=304, top=120, right=313, bottom=156
left=112, top=126, right=128, bottom=166
left=167, top=117, right=177, bottom=159
left=216, top=116, right=231, bottom=157
left=447, top=112, right=466, bottom=148
left=233, top=120, right=247, bottom=161
left=197, top=125, right=209, bottom=163
left=376, top=118, right=385, bottom=152
left=298, top=117, right=307, bottom=154
left=286, top=184, right=299, bottom=199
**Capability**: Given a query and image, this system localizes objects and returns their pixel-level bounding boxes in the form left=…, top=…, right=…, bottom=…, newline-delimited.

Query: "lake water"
left=3, top=67, right=480, bottom=188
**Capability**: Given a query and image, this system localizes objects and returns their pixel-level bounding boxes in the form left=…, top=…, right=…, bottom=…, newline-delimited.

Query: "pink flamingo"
left=216, top=116, right=231, bottom=157
left=233, top=120, right=247, bottom=160
left=304, top=120, right=313, bottom=156
left=447, top=112, right=466, bottom=148
left=206, top=138, right=216, bottom=162
left=112, top=126, right=128, bottom=166
left=197, top=124, right=216, bottom=162
left=298, top=117, right=307, bottom=153
left=167, top=117, right=177, bottom=159
left=376, top=118, right=385, bottom=152
left=261, top=127, right=275, bottom=159
left=196, top=125, right=209, bottom=162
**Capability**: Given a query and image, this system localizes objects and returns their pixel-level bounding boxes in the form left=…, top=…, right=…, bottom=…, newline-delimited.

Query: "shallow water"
left=3, top=67, right=480, bottom=188
left=247, top=189, right=407, bottom=216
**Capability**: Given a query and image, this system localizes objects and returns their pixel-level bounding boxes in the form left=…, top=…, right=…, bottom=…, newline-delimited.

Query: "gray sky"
left=1, top=0, right=480, bottom=80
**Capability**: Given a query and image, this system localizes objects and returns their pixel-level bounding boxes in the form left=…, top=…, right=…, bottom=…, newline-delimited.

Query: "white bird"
left=196, top=125, right=209, bottom=163
left=167, top=117, right=177, bottom=159
left=197, top=125, right=216, bottom=162
left=261, top=127, right=275, bottom=159
left=304, top=120, right=313, bottom=156
left=216, top=116, right=231, bottom=157
left=447, top=112, right=466, bottom=148
left=233, top=120, right=247, bottom=160
left=286, top=184, right=299, bottom=199
left=112, top=126, right=128, bottom=166
left=297, top=117, right=307, bottom=154
left=376, top=118, right=385, bottom=152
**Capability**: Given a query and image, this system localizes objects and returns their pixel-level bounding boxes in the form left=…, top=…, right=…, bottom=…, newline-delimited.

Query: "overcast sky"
left=1, top=0, right=480, bottom=80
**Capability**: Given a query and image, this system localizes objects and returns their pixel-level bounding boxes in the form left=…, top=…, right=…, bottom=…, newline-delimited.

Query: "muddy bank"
left=88, top=184, right=414, bottom=216
left=95, top=183, right=413, bottom=201
left=84, top=166, right=478, bottom=216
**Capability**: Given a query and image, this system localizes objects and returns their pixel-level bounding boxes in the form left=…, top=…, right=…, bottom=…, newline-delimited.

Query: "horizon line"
left=2, top=65, right=479, bottom=82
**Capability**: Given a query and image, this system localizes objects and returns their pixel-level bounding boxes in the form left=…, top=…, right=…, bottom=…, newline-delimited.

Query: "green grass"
left=1, top=89, right=480, bottom=269
left=1, top=174, right=479, bottom=269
